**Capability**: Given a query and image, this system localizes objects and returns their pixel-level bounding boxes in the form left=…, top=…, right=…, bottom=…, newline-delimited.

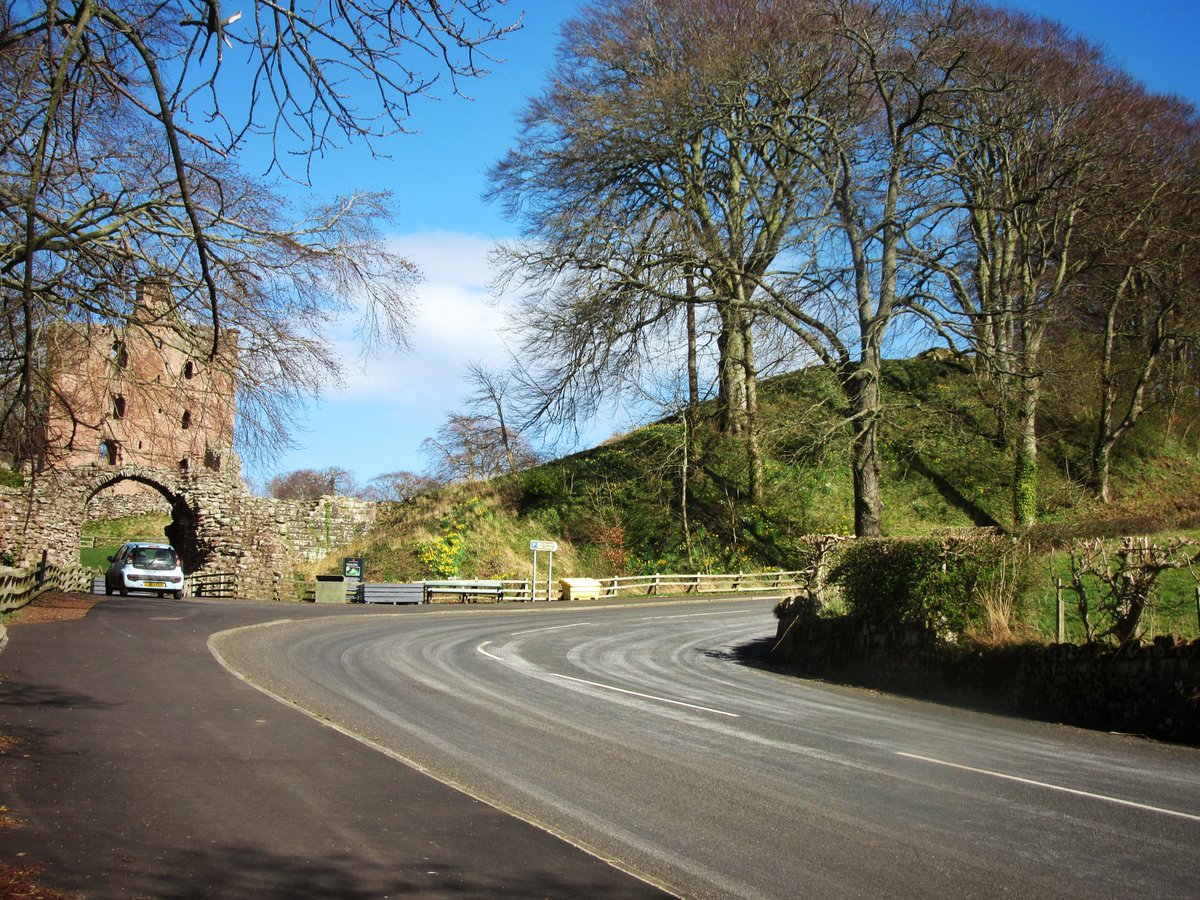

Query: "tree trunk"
left=1093, top=296, right=1120, bottom=504
left=847, top=361, right=883, bottom=537
left=742, top=314, right=763, bottom=504
left=716, top=301, right=748, bottom=435
left=1013, top=376, right=1041, bottom=528
left=686, top=271, right=699, bottom=411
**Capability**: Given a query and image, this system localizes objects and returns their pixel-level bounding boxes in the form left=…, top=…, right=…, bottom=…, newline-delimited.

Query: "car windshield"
left=130, top=547, right=177, bottom=570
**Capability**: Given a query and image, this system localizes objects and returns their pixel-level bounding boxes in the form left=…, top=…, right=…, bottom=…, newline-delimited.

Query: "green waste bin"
left=314, top=574, right=347, bottom=604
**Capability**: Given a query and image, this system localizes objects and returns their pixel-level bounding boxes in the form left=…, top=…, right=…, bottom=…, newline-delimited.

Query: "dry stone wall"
left=0, top=461, right=378, bottom=600
left=771, top=609, right=1200, bottom=744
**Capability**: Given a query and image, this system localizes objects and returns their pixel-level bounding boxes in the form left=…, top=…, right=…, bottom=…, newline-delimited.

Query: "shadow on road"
left=53, top=840, right=664, bottom=899
left=0, top=679, right=115, bottom=711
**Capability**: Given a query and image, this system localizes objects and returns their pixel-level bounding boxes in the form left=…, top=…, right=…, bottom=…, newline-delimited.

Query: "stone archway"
left=0, top=460, right=380, bottom=600
left=84, top=473, right=205, bottom=576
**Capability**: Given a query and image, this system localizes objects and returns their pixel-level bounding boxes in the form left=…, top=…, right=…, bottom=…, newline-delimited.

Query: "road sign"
left=529, top=540, right=559, bottom=552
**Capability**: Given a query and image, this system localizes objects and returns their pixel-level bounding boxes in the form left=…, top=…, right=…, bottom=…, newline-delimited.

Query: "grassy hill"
left=311, top=354, right=1200, bottom=593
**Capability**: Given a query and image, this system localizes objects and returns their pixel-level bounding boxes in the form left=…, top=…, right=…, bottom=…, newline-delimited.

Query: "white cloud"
left=260, top=228, right=622, bottom=482
left=328, top=230, right=514, bottom=407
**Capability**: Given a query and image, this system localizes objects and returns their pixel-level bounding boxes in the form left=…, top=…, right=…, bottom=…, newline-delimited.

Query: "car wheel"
left=173, top=590, right=183, bottom=600
left=105, top=582, right=114, bottom=596
left=119, top=586, right=128, bottom=596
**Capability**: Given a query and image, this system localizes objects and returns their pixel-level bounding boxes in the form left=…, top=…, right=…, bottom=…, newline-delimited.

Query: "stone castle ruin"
left=43, top=279, right=237, bottom=478
left=0, top=281, right=375, bottom=599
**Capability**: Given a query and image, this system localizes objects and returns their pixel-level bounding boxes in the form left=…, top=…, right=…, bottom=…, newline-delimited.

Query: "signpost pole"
left=531, top=549, right=538, bottom=602
left=529, top=540, right=559, bottom=602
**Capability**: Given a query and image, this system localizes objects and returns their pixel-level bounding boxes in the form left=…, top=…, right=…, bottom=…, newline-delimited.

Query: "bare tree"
left=488, top=0, right=846, bottom=504
left=1067, top=537, right=1200, bottom=645
left=929, top=7, right=1120, bottom=525
left=421, top=413, right=539, bottom=484
left=462, top=362, right=525, bottom=476
left=0, top=1, right=518, bottom=468
left=266, top=465, right=357, bottom=500
left=361, top=470, right=439, bottom=502
left=752, top=0, right=970, bottom=537
left=1081, top=99, right=1200, bottom=501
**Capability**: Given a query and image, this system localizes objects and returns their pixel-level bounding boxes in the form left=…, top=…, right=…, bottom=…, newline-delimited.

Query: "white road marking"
left=511, top=622, right=594, bottom=636
left=476, top=640, right=739, bottom=718
left=549, top=673, right=740, bottom=718
left=477, top=641, right=505, bottom=663
left=898, top=752, right=1200, bottom=823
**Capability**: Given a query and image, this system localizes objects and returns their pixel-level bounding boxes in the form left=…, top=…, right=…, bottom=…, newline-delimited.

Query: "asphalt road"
left=212, top=597, right=1200, bottom=899
left=0, top=596, right=667, bottom=898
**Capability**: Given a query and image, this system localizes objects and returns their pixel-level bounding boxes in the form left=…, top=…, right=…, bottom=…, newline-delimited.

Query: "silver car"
left=105, top=542, right=185, bottom=599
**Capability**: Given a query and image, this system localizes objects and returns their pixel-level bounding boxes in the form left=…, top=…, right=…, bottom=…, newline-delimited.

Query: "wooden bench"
left=423, top=580, right=504, bottom=603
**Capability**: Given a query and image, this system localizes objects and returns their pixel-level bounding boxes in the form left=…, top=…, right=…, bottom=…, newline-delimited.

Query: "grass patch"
left=80, top=514, right=171, bottom=569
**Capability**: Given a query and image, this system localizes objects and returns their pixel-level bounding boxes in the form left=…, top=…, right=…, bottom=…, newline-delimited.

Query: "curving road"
left=213, top=597, right=1200, bottom=899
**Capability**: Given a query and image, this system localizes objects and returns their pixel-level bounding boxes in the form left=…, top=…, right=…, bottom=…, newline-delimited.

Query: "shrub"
left=419, top=522, right=468, bottom=579
left=831, top=535, right=1022, bottom=641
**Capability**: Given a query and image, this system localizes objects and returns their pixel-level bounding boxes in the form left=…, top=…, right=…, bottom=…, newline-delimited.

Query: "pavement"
left=0, top=595, right=666, bottom=898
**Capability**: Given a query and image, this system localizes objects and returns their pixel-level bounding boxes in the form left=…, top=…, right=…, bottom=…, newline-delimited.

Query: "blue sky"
left=253, top=0, right=1200, bottom=491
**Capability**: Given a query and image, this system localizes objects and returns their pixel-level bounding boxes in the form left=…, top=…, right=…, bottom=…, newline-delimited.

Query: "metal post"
left=1055, top=578, right=1065, bottom=643
left=531, top=549, right=538, bottom=602
left=547, top=551, right=554, bottom=602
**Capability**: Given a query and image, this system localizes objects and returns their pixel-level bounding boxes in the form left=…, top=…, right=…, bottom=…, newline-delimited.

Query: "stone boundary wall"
left=771, top=611, right=1200, bottom=745
left=269, top=496, right=381, bottom=565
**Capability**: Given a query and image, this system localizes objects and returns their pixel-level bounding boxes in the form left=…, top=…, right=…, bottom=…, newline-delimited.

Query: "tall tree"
left=489, top=0, right=854, bottom=504
left=462, top=362, right=532, bottom=477
left=751, top=0, right=968, bottom=536
left=421, top=413, right=539, bottom=483
left=931, top=7, right=1115, bottom=525
left=1080, top=96, right=1200, bottom=502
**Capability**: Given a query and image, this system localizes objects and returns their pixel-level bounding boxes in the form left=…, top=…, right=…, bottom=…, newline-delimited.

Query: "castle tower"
left=42, top=280, right=237, bottom=474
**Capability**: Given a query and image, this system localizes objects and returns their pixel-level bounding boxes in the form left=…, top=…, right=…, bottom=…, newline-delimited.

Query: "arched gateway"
left=0, top=461, right=378, bottom=601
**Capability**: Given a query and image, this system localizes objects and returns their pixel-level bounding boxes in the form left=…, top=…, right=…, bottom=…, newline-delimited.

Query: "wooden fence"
left=317, top=571, right=805, bottom=604
left=0, top=558, right=94, bottom=614
left=478, top=570, right=804, bottom=602
left=594, top=570, right=804, bottom=599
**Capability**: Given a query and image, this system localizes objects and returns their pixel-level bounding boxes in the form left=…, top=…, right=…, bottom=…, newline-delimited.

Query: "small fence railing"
left=189, top=572, right=238, bottom=599
left=333, top=571, right=802, bottom=604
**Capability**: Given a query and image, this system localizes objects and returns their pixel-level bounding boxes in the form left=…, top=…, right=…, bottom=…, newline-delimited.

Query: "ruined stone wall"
left=42, top=281, right=236, bottom=474
left=268, top=496, right=379, bottom=564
